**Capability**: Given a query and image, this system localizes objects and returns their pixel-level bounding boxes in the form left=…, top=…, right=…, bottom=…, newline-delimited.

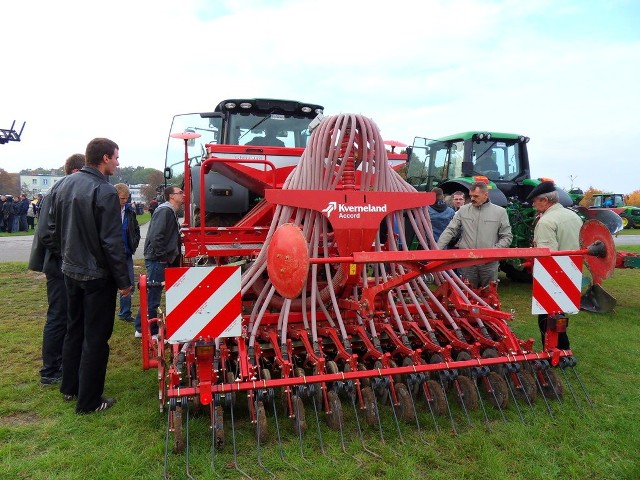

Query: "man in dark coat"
left=29, top=154, right=85, bottom=385
left=47, top=138, right=132, bottom=413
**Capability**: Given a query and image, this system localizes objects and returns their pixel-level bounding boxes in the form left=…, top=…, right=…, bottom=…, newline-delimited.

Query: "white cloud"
left=1, top=0, right=638, bottom=193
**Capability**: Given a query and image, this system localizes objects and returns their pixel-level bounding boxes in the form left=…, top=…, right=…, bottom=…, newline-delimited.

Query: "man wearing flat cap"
left=528, top=181, right=583, bottom=349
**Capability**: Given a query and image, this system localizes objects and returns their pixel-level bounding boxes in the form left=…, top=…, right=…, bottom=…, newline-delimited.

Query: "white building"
left=129, top=184, right=147, bottom=204
left=20, top=174, right=64, bottom=197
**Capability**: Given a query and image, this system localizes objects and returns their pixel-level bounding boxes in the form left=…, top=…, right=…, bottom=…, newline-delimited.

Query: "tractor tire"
left=622, top=216, right=636, bottom=229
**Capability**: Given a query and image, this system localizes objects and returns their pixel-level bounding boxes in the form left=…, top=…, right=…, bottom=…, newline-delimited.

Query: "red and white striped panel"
left=531, top=256, right=582, bottom=315
left=165, top=266, right=241, bottom=344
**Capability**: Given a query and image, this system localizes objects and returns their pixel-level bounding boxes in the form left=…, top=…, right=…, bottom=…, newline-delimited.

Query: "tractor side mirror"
left=164, top=167, right=172, bottom=180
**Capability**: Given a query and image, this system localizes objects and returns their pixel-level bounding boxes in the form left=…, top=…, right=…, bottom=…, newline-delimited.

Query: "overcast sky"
left=1, top=0, right=639, bottom=193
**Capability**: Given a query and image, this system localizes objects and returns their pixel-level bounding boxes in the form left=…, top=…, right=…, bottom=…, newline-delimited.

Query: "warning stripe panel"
left=165, top=266, right=241, bottom=342
left=166, top=267, right=238, bottom=336
left=531, top=256, right=582, bottom=314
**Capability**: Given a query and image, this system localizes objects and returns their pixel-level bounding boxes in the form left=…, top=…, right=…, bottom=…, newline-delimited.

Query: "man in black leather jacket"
left=28, top=153, right=85, bottom=386
left=48, top=137, right=132, bottom=414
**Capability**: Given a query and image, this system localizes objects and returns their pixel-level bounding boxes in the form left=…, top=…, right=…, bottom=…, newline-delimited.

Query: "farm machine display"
left=405, top=132, right=623, bottom=310
left=139, top=103, right=614, bottom=476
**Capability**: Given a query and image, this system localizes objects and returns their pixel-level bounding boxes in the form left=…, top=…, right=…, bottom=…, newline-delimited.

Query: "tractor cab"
left=164, top=99, right=323, bottom=234
left=592, top=193, right=625, bottom=208
left=407, top=132, right=534, bottom=207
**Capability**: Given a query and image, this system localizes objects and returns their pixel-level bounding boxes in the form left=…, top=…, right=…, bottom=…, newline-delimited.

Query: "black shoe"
left=41, top=375, right=63, bottom=386
left=77, top=397, right=117, bottom=414
left=119, top=316, right=134, bottom=323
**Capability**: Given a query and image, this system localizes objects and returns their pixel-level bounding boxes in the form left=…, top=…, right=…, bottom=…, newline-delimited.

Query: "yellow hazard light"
left=473, top=176, right=489, bottom=185
left=195, top=343, right=214, bottom=358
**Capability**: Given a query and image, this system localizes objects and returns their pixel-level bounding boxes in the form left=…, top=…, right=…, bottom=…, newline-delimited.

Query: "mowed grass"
left=1, top=252, right=639, bottom=480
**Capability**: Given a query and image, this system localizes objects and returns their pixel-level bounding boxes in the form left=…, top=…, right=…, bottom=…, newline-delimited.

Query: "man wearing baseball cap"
left=528, top=181, right=583, bottom=349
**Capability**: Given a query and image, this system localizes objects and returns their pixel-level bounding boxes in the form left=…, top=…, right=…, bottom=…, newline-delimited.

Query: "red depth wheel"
left=267, top=223, right=310, bottom=299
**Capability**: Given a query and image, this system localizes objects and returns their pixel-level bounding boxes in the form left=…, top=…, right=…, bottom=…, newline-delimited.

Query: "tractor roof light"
left=239, top=102, right=252, bottom=109
left=224, top=102, right=237, bottom=110
left=485, top=133, right=491, bottom=140
left=315, top=108, right=324, bottom=114
left=301, top=106, right=312, bottom=113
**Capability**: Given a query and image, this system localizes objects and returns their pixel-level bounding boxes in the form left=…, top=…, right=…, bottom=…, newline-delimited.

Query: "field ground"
left=1, top=251, right=639, bottom=479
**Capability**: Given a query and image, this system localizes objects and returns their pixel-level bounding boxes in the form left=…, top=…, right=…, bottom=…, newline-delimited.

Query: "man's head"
left=468, top=182, right=489, bottom=207
left=85, top=138, right=119, bottom=175
left=527, top=181, right=558, bottom=213
left=164, top=185, right=185, bottom=207
left=452, top=191, right=465, bottom=209
left=64, top=153, right=85, bottom=175
left=114, top=183, right=130, bottom=209
left=431, top=187, right=445, bottom=202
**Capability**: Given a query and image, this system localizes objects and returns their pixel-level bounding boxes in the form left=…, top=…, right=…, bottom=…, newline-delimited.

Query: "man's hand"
left=119, top=286, right=133, bottom=297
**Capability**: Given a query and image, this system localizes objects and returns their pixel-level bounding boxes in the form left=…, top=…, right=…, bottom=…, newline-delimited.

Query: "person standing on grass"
left=114, top=183, right=140, bottom=323
left=437, top=181, right=512, bottom=288
left=134, top=185, right=183, bottom=338
left=528, top=181, right=582, bottom=350
left=29, top=154, right=85, bottom=386
left=48, top=138, right=132, bottom=414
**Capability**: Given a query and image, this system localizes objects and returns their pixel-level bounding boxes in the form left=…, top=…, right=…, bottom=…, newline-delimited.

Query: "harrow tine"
left=270, top=393, right=300, bottom=472
left=184, top=398, right=196, bottom=480
left=255, top=396, right=275, bottom=479
left=515, top=371, right=536, bottom=414
left=486, top=374, right=508, bottom=423
left=439, top=377, right=458, bottom=435
left=385, top=385, right=405, bottom=444
left=503, top=373, right=526, bottom=425
left=230, top=396, right=253, bottom=479
left=453, top=378, right=473, bottom=427
left=420, top=381, right=440, bottom=434
left=349, top=391, right=381, bottom=459
left=333, top=389, right=363, bottom=467
left=558, top=366, right=583, bottom=413
left=406, top=382, right=430, bottom=444
left=570, top=366, right=595, bottom=408
left=533, top=369, right=555, bottom=417
left=370, top=384, right=386, bottom=444
left=542, top=369, right=563, bottom=404
left=292, top=393, right=312, bottom=465
left=163, top=406, right=171, bottom=480
left=310, top=392, right=326, bottom=455
left=471, top=374, right=493, bottom=430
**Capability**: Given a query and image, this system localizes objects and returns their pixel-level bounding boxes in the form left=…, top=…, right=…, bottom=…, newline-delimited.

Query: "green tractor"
left=405, top=131, right=611, bottom=282
left=589, top=193, right=640, bottom=229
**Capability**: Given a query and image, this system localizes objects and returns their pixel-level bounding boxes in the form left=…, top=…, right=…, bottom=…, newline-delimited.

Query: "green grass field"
left=1, top=252, right=639, bottom=479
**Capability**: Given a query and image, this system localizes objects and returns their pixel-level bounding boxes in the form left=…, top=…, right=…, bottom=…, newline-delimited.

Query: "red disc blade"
left=580, top=219, right=616, bottom=283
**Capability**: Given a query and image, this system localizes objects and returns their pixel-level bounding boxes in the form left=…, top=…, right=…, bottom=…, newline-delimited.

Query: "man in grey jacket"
left=437, top=181, right=512, bottom=288
left=134, top=185, right=184, bottom=337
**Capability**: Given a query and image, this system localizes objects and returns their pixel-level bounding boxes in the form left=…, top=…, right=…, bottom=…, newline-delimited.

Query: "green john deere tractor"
left=589, top=193, right=640, bottom=229
left=405, top=131, right=620, bottom=282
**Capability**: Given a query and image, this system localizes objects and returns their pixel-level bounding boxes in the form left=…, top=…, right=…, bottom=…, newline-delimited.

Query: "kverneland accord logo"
left=321, top=201, right=387, bottom=219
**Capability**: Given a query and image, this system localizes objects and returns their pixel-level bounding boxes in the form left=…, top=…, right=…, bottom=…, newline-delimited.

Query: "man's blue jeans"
left=118, top=255, right=135, bottom=319
left=135, top=259, right=165, bottom=335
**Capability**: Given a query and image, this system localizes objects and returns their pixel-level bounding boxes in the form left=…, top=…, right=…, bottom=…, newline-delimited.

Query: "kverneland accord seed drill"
left=138, top=100, right=615, bottom=477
